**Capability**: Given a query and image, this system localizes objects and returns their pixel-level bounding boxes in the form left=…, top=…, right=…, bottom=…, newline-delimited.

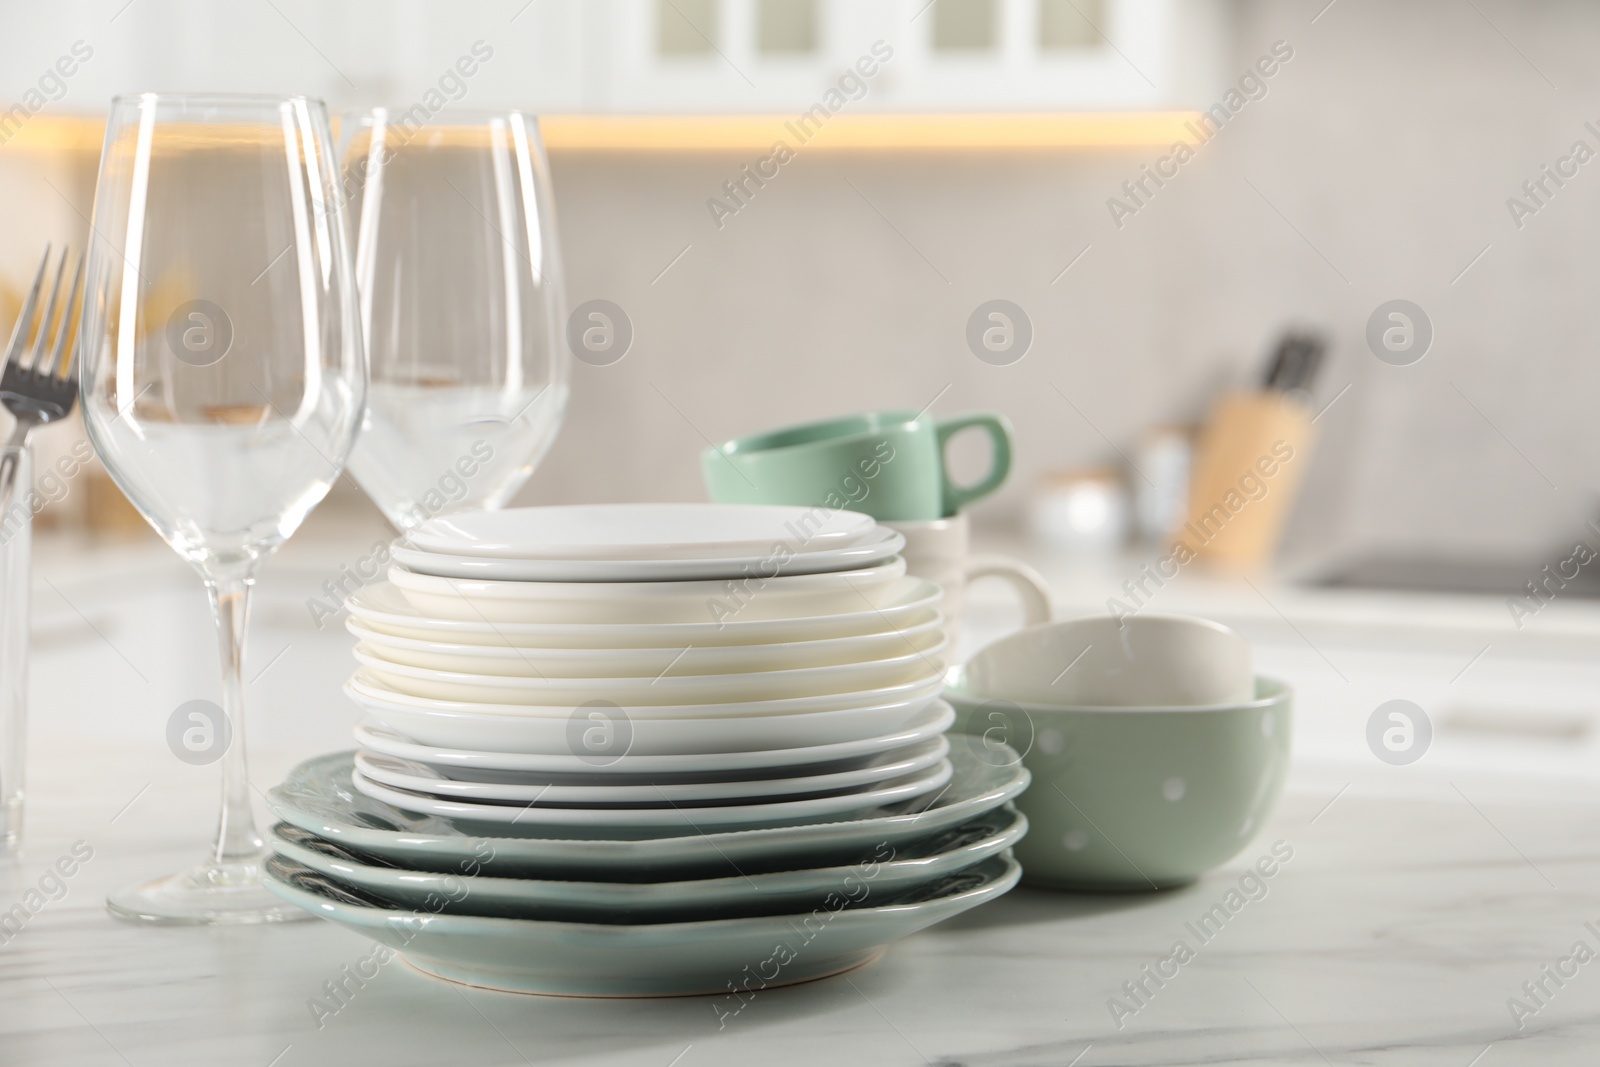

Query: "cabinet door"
left=586, top=0, right=1220, bottom=113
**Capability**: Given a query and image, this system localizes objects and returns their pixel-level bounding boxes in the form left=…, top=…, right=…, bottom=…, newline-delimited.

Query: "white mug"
left=883, top=513, right=1052, bottom=652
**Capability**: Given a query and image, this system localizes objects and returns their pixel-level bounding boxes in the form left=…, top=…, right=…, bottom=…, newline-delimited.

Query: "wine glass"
left=340, top=109, right=568, bottom=533
left=80, top=93, right=365, bottom=924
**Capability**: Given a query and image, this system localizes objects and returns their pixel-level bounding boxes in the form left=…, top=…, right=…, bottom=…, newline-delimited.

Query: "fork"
left=0, top=246, right=83, bottom=457
left=0, top=245, right=82, bottom=852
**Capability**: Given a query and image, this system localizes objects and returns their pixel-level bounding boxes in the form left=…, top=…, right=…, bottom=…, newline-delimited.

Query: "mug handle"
left=961, top=555, right=1053, bottom=628
left=935, top=413, right=1014, bottom=515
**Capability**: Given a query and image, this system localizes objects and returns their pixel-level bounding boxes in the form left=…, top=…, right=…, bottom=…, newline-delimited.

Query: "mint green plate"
left=266, top=747, right=1029, bottom=880
left=265, top=852, right=1020, bottom=997
left=268, top=804, right=1025, bottom=922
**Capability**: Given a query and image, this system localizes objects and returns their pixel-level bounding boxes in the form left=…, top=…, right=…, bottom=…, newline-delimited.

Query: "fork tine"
left=3, top=246, right=51, bottom=371
left=42, top=250, right=84, bottom=380
left=26, top=248, right=69, bottom=373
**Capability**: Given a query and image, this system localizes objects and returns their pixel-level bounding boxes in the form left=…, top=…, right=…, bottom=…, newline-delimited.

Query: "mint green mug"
left=702, top=410, right=1013, bottom=522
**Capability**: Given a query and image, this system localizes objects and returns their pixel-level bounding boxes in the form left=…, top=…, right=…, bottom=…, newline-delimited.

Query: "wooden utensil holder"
left=1174, top=391, right=1315, bottom=572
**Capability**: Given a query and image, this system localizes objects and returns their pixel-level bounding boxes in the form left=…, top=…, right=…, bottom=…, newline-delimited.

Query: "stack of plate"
left=265, top=503, right=1027, bottom=996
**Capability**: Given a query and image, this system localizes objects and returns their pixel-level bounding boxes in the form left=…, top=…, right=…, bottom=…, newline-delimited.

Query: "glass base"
left=106, top=857, right=313, bottom=925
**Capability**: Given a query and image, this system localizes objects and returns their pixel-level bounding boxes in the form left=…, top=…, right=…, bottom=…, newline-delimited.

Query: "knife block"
left=1173, top=391, right=1315, bottom=572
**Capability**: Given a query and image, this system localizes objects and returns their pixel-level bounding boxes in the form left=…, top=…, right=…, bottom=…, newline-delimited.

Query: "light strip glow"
left=537, top=112, right=1205, bottom=150
left=7, top=112, right=1204, bottom=154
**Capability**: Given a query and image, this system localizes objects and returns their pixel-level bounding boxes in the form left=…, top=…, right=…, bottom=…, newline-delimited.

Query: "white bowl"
left=963, top=613, right=1254, bottom=708
left=350, top=701, right=955, bottom=775
left=346, top=682, right=950, bottom=755
left=347, top=614, right=947, bottom=677
left=351, top=640, right=946, bottom=705
left=406, top=503, right=878, bottom=560
left=387, top=558, right=908, bottom=625
left=347, top=580, right=942, bottom=648
left=389, top=527, right=906, bottom=582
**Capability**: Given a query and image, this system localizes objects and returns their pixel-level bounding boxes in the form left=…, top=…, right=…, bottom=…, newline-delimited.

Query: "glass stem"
left=206, top=574, right=263, bottom=867
left=0, top=441, right=30, bottom=853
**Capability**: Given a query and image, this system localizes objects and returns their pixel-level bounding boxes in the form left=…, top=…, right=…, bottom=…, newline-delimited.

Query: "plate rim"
left=351, top=735, right=952, bottom=803
left=264, top=850, right=1021, bottom=936
left=346, top=612, right=944, bottom=662
left=264, top=745, right=1030, bottom=862
left=388, top=527, right=905, bottom=582
left=350, top=638, right=947, bottom=692
left=265, top=804, right=1026, bottom=908
left=350, top=701, right=956, bottom=773
left=343, top=670, right=948, bottom=720
left=386, top=556, right=908, bottom=601
left=347, top=759, right=955, bottom=826
left=347, top=579, right=942, bottom=640
left=406, top=503, right=879, bottom=561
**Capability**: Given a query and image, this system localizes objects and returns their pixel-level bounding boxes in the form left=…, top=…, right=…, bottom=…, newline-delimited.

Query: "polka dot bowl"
left=946, top=675, right=1292, bottom=891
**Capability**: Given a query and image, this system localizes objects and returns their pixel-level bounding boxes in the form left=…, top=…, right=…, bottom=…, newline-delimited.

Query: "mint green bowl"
left=947, top=675, right=1291, bottom=891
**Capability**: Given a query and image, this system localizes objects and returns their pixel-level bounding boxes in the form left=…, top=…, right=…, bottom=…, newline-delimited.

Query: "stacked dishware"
left=266, top=503, right=1027, bottom=996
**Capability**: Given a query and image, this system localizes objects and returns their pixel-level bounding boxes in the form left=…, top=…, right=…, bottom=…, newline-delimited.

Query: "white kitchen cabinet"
left=587, top=0, right=1226, bottom=113
left=0, top=0, right=1226, bottom=116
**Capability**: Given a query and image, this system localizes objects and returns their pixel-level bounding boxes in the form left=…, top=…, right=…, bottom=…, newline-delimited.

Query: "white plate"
left=347, top=670, right=947, bottom=720
left=351, top=702, right=955, bottom=776
left=388, top=558, right=908, bottom=624
left=348, top=614, right=945, bottom=677
left=353, top=737, right=951, bottom=803
left=347, top=580, right=942, bottom=648
left=406, top=503, right=878, bottom=561
left=350, top=759, right=954, bottom=828
left=346, top=682, right=949, bottom=755
left=351, top=641, right=945, bottom=705
left=389, top=527, right=905, bottom=582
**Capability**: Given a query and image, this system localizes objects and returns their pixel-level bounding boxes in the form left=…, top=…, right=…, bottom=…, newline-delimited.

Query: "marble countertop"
left=4, top=525, right=1599, bottom=1065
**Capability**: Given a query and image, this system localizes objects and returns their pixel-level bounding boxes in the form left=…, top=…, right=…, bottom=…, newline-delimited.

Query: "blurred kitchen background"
left=4, top=0, right=1600, bottom=785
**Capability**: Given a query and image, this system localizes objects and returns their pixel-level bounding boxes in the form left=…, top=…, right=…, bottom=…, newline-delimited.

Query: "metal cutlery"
left=0, top=245, right=83, bottom=852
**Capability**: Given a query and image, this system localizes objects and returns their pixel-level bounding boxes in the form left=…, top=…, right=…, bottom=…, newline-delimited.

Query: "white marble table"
left=7, top=749, right=1597, bottom=1066
left=4, top=529, right=1600, bottom=1065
